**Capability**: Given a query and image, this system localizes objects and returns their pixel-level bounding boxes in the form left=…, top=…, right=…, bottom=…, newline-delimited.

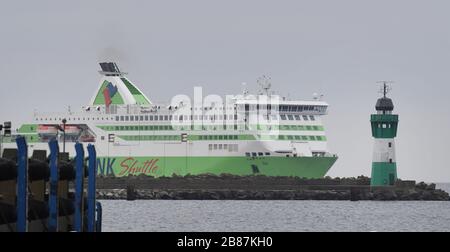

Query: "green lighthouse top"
left=371, top=81, right=398, bottom=138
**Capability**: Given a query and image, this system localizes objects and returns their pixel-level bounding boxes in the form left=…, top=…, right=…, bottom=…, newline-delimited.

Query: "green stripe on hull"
left=371, top=162, right=397, bottom=186
left=97, top=156, right=337, bottom=178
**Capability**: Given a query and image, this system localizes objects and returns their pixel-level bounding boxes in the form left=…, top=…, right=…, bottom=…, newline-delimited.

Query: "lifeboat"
left=37, top=125, right=58, bottom=136
left=62, top=125, right=81, bottom=136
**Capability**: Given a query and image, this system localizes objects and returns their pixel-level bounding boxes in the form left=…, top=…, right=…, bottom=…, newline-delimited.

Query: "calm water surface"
left=100, top=183, right=450, bottom=232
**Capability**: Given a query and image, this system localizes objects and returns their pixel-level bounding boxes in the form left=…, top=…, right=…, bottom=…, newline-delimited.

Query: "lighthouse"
left=370, top=82, right=399, bottom=186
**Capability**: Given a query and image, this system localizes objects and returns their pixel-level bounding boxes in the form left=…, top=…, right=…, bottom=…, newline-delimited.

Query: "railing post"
left=74, top=142, right=84, bottom=232
left=48, top=139, right=59, bottom=232
left=15, top=136, right=28, bottom=232
left=95, top=202, right=102, bottom=232
left=87, top=144, right=97, bottom=232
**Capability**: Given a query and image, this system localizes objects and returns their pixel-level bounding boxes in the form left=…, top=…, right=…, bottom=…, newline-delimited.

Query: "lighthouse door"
left=389, top=173, right=395, bottom=185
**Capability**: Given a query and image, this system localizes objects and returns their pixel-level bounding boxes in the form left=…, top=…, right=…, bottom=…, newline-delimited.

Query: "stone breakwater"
left=95, top=175, right=450, bottom=201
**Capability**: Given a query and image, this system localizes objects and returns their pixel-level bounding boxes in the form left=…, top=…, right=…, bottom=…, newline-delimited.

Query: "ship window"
left=280, top=115, right=287, bottom=120
left=309, top=136, right=315, bottom=140
left=130, top=116, right=134, bottom=121
left=164, top=115, right=168, bottom=121
left=388, top=142, right=392, bottom=148
left=160, top=115, right=164, bottom=120
left=295, top=135, right=300, bottom=140
left=209, top=144, right=212, bottom=150
left=219, top=135, right=223, bottom=140
left=294, top=115, right=301, bottom=120
left=154, top=116, right=158, bottom=121
left=245, top=152, right=250, bottom=157
left=265, top=152, right=270, bottom=156
left=144, top=116, right=148, bottom=121
left=313, top=126, right=319, bottom=130
left=309, top=115, right=315, bottom=121
left=234, top=135, right=238, bottom=140
left=125, top=116, right=129, bottom=121
left=219, top=144, right=222, bottom=150
left=382, top=124, right=387, bottom=128
left=140, top=116, right=144, bottom=121
left=302, top=115, right=308, bottom=120
left=306, top=126, right=312, bottom=130
left=389, top=158, right=392, bottom=163
left=258, top=152, right=263, bottom=156
left=115, top=116, right=119, bottom=121
left=287, top=135, right=293, bottom=140
left=279, top=135, right=285, bottom=140
left=214, top=144, right=218, bottom=150
left=287, top=115, right=294, bottom=120
left=251, top=152, right=257, bottom=157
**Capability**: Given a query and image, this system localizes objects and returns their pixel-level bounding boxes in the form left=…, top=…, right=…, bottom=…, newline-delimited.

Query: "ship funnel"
left=90, top=62, right=152, bottom=106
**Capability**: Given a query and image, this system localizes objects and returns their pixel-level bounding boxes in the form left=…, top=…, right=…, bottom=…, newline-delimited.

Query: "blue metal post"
left=74, top=142, right=84, bottom=232
left=95, top=202, right=102, bottom=232
left=87, top=144, right=97, bottom=232
left=48, top=139, right=59, bottom=232
left=16, top=136, right=28, bottom=232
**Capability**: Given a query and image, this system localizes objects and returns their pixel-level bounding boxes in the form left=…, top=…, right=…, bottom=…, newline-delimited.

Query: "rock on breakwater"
left=95, top=174, right=450, bottom=201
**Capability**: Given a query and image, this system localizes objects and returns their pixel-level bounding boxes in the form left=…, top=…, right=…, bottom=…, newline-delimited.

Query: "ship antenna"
left=257, top=75, right=272, bottom=96
left=376, top=81, right=393, bottom=98
left=241, top=82, right=249, bottom=96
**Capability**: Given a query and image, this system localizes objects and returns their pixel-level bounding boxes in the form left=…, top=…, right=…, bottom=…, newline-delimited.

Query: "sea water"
left=100, top=183, right=450, bottom=232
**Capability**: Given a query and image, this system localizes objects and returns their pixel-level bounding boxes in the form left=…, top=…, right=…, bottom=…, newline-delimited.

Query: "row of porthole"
left=35, top=117, right=114, bottom=122
left=99, top=124, right=323, bottom=131
left=117, top=135, right=326, bottom=141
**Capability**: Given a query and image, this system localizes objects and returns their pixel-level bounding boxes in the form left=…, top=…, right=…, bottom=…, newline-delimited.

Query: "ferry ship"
left=0, top=62, right=337, bottom=177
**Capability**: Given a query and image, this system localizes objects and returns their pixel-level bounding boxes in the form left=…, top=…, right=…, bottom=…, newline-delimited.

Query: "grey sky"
left=1, top=0, right=449, bottom=182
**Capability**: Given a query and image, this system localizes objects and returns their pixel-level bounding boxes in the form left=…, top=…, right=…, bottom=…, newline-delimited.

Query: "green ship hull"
left=97, top=156, right=338, bottom=178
